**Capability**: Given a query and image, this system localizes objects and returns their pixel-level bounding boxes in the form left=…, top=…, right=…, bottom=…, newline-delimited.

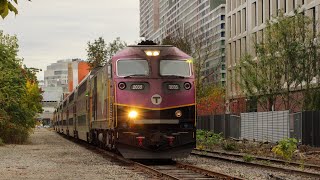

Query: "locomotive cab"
left=113, top=44, right=196, bottom=159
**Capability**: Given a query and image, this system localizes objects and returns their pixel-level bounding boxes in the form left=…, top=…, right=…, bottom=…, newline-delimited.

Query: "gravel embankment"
left=0, top=128, right=146, bottom=180
left=177, top=155, right=318, bottom=180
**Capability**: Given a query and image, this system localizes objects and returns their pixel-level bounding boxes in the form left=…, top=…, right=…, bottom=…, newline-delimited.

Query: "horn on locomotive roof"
left=137, top=40, right=158, bottom=45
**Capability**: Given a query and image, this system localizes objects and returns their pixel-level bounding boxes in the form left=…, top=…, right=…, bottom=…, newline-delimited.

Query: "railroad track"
left=57, top=133, right=242, bottom=179
left=134, top=160, right=243, bottom=180
left=192, top=149, right=320, bottom=179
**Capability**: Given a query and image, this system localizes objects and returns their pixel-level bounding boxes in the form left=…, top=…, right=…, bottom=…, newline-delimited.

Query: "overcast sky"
left=0, top=0, right=140, bottom=80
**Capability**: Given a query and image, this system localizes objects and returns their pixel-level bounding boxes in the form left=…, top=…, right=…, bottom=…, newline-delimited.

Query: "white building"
left=140, top=0, right=227, bottom=85
left=44, top=59, right=71, bottom=93
left=40, top=59, right=87, bottom=125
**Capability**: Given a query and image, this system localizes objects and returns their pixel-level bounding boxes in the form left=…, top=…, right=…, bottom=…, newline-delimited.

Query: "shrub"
left=272, top=138, right=297, bottom=161
left=243, top=154, right=255, bottom=162
left=0, top=123, right=30, bottom=144
left=0, top=138, right=4, bottom=146
left=222, top=140, right=237, bottom=151
left=196, top=130, right=223, bottom=149
left=206, top=131, right=223, bottom=146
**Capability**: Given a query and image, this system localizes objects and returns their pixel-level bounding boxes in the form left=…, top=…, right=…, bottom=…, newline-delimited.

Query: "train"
left=53, top=41, right=196, bottom=159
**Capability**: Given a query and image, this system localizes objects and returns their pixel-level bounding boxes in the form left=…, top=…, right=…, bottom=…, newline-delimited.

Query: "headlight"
left=175, top=110, right=182, bottom=117
left=128, top=110, right=138, bottom=119
left=184, top=82, right=192, bottom=90
left=145, top=50, right=160, bottom=56
left=118, top=82, right=126, bottom=90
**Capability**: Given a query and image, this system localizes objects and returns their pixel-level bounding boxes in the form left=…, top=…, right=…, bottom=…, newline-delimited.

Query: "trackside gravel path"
left=0, top=128, right=146, bottom=180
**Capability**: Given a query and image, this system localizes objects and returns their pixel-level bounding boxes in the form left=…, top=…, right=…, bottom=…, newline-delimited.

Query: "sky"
left=0, top=0, right=140, bottom=80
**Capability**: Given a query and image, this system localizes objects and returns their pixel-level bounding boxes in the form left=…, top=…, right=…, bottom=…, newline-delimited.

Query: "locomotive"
left=53, top=42, right=196, bottom=159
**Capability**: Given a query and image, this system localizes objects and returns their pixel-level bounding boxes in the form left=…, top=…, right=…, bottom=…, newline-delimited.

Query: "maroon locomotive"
left=53, top=42, right=196, bottom=159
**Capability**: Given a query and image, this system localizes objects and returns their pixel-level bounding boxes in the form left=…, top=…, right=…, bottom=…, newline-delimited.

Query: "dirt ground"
left=0, top=128, right=146, bottom=180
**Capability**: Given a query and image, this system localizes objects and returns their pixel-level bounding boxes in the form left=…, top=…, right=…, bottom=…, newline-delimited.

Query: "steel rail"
left=192, top=149, right=320, bottom=179
left=175, top=162, right=244, bottom=180
left=133, top=162, right=180, bottom=180
left=194, top=148, right=320, bottom=171
left=57, top=133, right=243, bottom=179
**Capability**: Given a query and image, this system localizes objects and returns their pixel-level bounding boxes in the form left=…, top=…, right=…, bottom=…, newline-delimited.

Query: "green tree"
left=86, top=37, right=127, bottom=69
left=0, top=0, right=30, bottom=19
left=0, top=30, right=42, bottom=143
left=239, top=11, right=320, bottom=111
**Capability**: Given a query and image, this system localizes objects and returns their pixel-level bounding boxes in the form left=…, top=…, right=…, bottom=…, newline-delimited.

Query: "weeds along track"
left=192, top=149, right=320, bottom=179
left=57, top=133, right=242, bottom=179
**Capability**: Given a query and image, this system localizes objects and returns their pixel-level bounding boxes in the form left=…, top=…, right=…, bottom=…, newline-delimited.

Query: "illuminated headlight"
left=145, top=50, right=160, bottom=56
left=152, top=51, right=160, bottom=56
left=145, top=51, right=153, bottom=56
left=168, top=84, right=180, bottom=90
left=175, top=110, right=182, bottom=117
left=131, top=84, right=144, bottom=90
left=128, top=110, right=138, bottom=119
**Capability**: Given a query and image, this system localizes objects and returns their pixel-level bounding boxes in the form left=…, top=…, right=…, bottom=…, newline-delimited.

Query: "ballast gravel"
left=0, top=128, right=147, bottom=180
left=177, top=155, right=317, bottom=180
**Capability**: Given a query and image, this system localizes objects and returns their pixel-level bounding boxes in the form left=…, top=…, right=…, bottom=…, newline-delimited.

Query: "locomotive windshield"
left=160, top=60, right=191, bottom=77
left=117, top=59, right=149, bottom=77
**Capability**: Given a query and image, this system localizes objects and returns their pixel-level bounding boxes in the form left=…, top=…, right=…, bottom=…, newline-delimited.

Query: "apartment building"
left=44, top=59, right=71, bottom=92
left=226, top=0, right=320, bottom=113
left=140, top=0, right=227, bottom=85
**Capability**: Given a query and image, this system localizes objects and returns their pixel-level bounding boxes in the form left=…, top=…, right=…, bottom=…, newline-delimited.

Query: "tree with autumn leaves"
left=0, top=30, right=42, bottom=144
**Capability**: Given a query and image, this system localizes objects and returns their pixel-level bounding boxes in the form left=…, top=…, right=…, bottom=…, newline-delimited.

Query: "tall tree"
left=239, top=11, right=320, bottom=111
left=86, top=37, right=127, bottom=69
left=0, top=30, right=42, bottom=143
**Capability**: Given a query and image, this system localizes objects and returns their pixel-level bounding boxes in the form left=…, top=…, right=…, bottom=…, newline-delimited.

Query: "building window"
left=243, top=8, right=247, bottom=31
left=221, top=23, right=225, bottom=29
left=221, top=56, right=226, bottom=62
left=252, top=2, right=257, bottom=27
left=221, top=32, right=225, bottom=37
left=284, top=0, right=287, bottom=13
left=221, top=15, right=225, bottom=20
left=222, top=73, right=226, bottom=78
left=222, top=64, right=226, bottom=70
left=276, top=0, right=279, bottom=16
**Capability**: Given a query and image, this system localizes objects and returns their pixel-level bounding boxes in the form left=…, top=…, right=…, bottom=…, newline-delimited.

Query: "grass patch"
left=196, top=130, right=223, bottom=149
left=243, top=154, right=255, bottom=162
left=222, top=140, right=237, bottom=151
